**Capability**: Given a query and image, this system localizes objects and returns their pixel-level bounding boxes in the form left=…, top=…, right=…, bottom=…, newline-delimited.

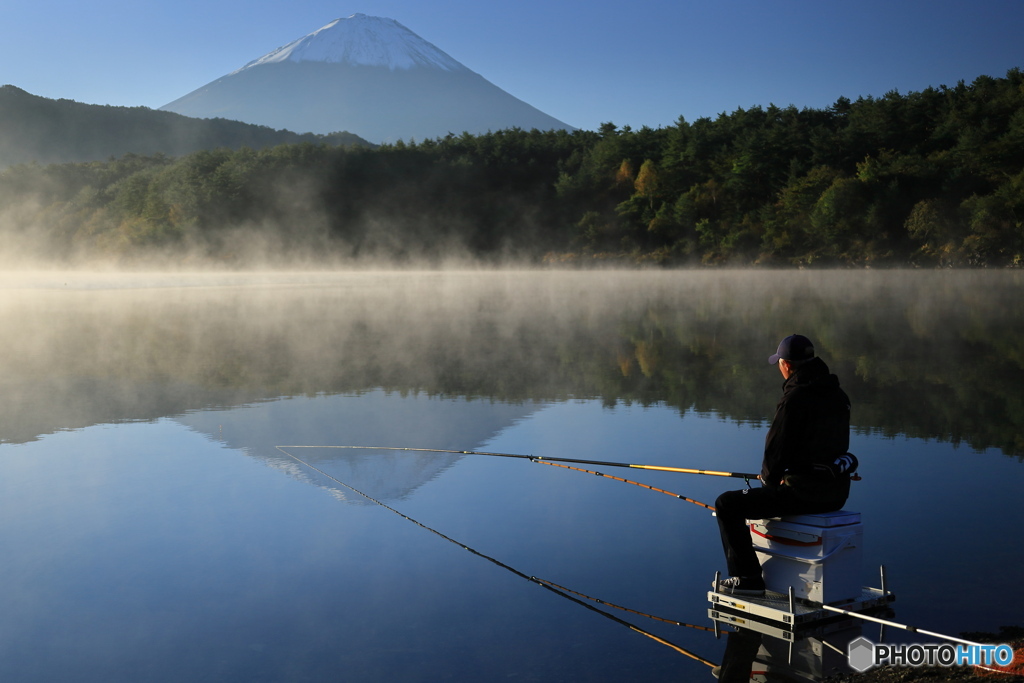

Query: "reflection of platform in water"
left=708, top=571, right=895, bottom=682
left=708, top=609, right=867, bottom=682
left=708, top=585, right=894, bottom=631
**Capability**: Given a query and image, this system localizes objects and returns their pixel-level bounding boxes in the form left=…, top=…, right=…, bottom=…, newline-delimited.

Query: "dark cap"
left=768, top=334, right=815, bottom=364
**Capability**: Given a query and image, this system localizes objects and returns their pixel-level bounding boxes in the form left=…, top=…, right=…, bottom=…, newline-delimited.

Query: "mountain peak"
left=235, top=14, right=469, bottom=73
left=162, top=14, right=575, bottom=142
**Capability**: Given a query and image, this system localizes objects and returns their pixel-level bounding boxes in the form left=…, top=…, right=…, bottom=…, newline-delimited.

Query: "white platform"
left=708, top=585, right=894, bottom=630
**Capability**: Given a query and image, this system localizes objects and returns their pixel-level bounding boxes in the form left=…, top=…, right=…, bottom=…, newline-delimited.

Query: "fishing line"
left=274, top=446, right=718, bottom=669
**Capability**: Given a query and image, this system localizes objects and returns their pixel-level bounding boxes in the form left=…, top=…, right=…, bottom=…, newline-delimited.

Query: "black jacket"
left=762, top=357, right=851, bottom=501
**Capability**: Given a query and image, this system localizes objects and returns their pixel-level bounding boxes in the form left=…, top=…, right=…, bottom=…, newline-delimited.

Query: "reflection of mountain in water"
left=174, top=390, right=541, bottom=502
left=2, top=376, right=271, bottom=446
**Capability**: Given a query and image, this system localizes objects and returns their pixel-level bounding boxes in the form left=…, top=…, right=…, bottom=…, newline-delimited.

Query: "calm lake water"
left=0, top=270, right=1021, bottom=682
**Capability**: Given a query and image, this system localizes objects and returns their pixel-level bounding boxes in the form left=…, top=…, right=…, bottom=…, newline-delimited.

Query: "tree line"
left=1, top=69, right=1022, bottom=266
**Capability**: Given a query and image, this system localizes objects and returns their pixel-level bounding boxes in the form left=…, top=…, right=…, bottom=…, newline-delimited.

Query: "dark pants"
left=715, top=484, right=846, bottom=579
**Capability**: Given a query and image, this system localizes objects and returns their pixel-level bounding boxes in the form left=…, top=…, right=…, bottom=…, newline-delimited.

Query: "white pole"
left=819, top=604, right=980, bottom=647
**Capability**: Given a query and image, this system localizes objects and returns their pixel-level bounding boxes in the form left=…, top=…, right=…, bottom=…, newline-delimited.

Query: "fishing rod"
left=535, top=460, right=715, bottom=511
left=533, top=577, right=715, bottom=632
left=277, top=445, right=761, bottom=481
left=277, top=445, right=718, bottom=511
left=274, top=446, right=719, bottom=669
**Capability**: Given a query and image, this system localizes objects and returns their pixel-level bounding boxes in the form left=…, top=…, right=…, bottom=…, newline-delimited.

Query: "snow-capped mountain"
left=238, top=14, right=466, bottom=72
left=161, top=14, right=574, bottom=143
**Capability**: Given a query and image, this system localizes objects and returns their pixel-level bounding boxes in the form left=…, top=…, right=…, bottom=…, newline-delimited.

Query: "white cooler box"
left=751, top=510, right=863, bottom=604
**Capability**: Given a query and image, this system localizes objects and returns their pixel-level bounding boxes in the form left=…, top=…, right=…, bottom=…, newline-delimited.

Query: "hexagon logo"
left=847, top=636, right=876, bottom=672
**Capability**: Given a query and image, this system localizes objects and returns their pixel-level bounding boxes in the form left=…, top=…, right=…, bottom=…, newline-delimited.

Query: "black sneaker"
left=713, top=576, right=765, bottom=597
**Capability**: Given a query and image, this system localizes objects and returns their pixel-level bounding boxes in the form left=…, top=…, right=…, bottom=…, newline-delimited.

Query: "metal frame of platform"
left=708, top=584, right=895, bottom=632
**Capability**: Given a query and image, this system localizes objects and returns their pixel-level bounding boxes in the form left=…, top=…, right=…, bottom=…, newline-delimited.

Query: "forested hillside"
left=0, top=86, right=370, bottom=167
left=1, top=70, right=1021, bottom=266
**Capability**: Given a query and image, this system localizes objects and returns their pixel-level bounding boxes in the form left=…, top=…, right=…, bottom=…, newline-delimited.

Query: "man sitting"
left=714, top=334, right=853, bottom=597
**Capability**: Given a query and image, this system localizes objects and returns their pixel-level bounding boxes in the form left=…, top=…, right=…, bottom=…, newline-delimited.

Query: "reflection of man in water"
left=714, top=334, right=852, bottom=596
left=713, top=627, right=764, bottom=682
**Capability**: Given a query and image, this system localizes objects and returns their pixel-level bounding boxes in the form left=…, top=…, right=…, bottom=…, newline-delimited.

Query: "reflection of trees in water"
left=0, top=271, right=1021, bottom=456
left=607, top=272, right=1024, bottom=457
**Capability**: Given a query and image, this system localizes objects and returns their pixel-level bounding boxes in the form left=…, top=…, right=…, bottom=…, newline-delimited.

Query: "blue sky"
left=3, top=0, right=1022, bottom=132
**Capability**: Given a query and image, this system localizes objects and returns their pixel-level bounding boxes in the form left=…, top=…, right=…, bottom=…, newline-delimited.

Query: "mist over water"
left=0, top=269, right=1021, bottom=681
left=2, top=269, right=1020, bottom=451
